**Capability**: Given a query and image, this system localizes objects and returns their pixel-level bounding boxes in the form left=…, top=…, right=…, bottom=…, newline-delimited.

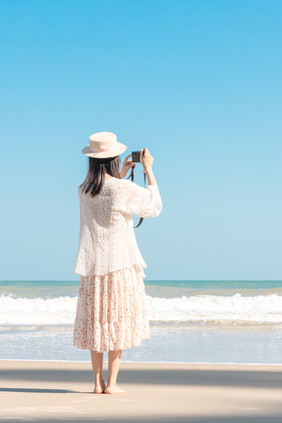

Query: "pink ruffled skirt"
left=73, top=265, right=150, bottom=353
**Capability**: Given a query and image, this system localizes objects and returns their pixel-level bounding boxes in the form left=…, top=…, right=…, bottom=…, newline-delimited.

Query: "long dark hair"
left=79, top=155, right=122, bottom=197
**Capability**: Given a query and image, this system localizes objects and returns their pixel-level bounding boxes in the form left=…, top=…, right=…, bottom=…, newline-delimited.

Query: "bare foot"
left=104, top=385, right=126, bottom=394
left=93, top=379, right=107, bottom=394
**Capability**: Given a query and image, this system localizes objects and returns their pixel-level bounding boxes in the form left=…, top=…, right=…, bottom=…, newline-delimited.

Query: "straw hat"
left=82, top=131, right=128, bottom=158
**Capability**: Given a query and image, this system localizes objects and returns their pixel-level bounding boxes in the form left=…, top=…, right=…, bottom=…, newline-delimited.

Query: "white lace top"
left=73, top=177, right=162, bottom=276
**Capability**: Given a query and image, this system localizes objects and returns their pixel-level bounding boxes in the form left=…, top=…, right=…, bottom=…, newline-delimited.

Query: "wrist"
left=144, top=165, right=152, bottom=172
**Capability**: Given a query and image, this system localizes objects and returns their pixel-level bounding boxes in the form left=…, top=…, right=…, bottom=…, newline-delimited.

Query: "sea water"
left=0, top=280, right=282, bottom=363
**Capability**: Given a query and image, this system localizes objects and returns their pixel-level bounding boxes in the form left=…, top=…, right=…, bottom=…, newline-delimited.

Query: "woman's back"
left=73, top=176, right=162, bottom=277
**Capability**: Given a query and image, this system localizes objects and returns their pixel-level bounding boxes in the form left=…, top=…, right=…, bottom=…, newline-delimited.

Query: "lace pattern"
left=73, top=177, right=162, bottom=276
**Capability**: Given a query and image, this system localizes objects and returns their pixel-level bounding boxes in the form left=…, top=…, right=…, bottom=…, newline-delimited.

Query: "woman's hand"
left=140, top=148, right=154, bottom=172
left=120, top=154, right=136, bottom=178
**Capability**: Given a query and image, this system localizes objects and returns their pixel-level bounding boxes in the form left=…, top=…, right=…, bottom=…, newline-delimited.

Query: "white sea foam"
left=145, top=293, right=282, bottom=324
left=0, top=292, right=282, bottom=326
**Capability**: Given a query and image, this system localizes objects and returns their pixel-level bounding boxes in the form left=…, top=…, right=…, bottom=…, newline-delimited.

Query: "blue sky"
left=0, top=0, right=281, bottom=281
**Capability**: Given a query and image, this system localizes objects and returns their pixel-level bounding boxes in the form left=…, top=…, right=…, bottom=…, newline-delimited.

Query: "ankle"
left=107, top=381, right=117, bottom=388
left=95, top=377, right=104, bottom=385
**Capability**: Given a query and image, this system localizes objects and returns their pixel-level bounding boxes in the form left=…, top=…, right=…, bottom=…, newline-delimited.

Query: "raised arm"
left=117, top=181, right=162, bottom=218
left=140, top=148, right=158, bottom=187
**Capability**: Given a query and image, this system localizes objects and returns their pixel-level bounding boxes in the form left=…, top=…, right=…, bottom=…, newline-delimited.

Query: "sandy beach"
left=0, top=360, right=282, bottom=422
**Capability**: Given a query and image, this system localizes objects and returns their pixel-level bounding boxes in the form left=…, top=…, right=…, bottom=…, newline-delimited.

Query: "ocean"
left=1, top=280, right=282, bottom=364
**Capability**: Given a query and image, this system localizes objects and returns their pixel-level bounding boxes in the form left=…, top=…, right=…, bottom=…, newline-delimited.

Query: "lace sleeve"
left=117, top=180, right=162, bottom=218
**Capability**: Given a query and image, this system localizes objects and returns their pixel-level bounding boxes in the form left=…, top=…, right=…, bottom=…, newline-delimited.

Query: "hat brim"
left=82, top=142, right=128, bottom=158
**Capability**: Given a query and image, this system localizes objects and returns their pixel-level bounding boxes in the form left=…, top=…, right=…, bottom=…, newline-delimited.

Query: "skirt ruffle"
left=73, top=264, right=150, bottom=353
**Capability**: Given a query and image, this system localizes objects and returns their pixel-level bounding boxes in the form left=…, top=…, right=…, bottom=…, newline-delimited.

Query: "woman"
left=73, top=131, right=162, bottom=395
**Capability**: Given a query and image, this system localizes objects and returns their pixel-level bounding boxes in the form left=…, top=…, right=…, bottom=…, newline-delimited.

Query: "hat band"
left=89, top=145, right=117, bottom=153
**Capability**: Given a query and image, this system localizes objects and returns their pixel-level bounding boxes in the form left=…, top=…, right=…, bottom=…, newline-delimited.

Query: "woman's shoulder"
left=113, top=177, right=158, bottom=191
left=109, top=177, right=143, bottom=200
left=109, top=177, right=128, bottom=184
left=110, top=177, right=135, bottom=188
left=111, top=177, right=159, bottom=194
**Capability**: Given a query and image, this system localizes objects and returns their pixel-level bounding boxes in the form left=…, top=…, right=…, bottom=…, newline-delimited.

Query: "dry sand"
left=0, top=360, right=282, bottom=422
